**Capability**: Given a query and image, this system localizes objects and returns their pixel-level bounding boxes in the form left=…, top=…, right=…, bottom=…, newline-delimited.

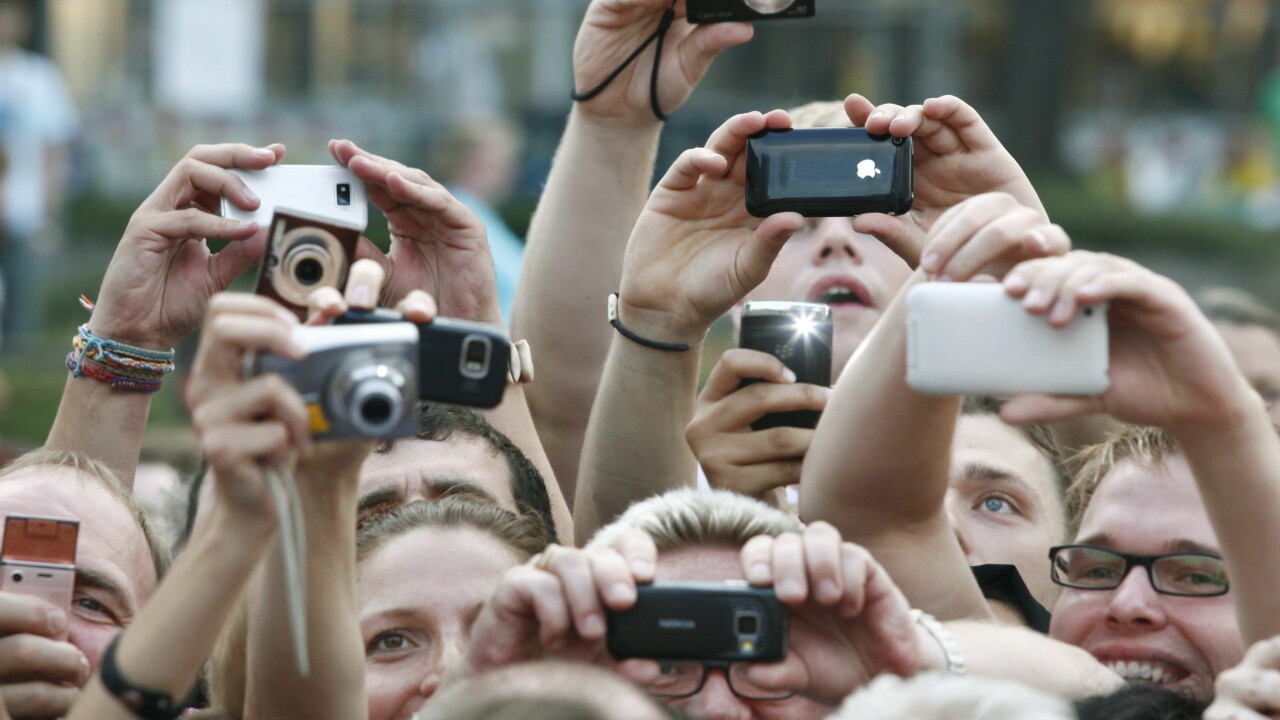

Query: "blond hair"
left=1066, top=426, right=1180, bottom=530
left=832, top=673, right=1075, bottom=720
left=588, top=488, right=802, bottom=552
left=0, top=448, right=170, bottom=580
left=788, top=100, right=855, bottom=129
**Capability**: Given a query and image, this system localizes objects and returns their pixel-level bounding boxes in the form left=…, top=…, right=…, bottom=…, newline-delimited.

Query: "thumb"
left=679, top=22, right=754, bottom=79
left=1001, top=393, right=1105, bottom=425
left=211, top=231, right=269, bottom=290
left=852, top=214, right=921, bottom=269
left=738, top=212, right=804, bottom=288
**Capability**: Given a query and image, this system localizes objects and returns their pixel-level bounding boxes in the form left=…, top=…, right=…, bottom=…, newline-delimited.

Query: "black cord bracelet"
left=100, top=634, right=193, bottom=720
left=571, top=3, right=677, bottom=121
left=608, top=293, right=701, bottom=352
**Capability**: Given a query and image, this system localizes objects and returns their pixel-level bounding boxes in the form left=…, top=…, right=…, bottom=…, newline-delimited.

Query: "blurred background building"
left=2, top=0, right=1279, bottom=441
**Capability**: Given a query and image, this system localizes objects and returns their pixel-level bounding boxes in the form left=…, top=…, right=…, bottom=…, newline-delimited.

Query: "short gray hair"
left=587, top=488, right=802, bottom=552
left=831, top=673, right=1075, bottom=720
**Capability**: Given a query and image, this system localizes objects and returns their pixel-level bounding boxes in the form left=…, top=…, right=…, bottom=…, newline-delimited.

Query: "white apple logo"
left=856, top=159, right=881, bottom=179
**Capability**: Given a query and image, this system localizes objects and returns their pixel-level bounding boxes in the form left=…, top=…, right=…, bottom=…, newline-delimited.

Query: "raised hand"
left=686, top=349, right=829, bottom=499
left=329, top=139, right=500, bottom=324
left=844, top=95, right=1046, bottom=269
left=90, top=144, right=285, bottom=350
left=617, top=109, right=805, bottom=344
left=573, top=0, right=753, bottom=127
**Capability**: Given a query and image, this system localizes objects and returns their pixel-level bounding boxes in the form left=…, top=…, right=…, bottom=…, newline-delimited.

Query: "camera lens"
left=743, top=0, right=795, bottom=14
left=735, top=611, right=760, bottom=636
left=336, top=183, right=352, bottom=207
left=9, top=572, right=22, bottom=583
left=294, top=257, right=324, bottom=286
left=348, top=376, right=406, bottom=436
left=460, top=336, right=491, bottom=378
left=360, top=394, right=393, bottom=425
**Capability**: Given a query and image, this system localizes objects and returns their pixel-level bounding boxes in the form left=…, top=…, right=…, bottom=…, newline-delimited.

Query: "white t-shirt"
left=696, top=464, right=800, bottom=507
left=0, top=48, right=78, bottom=238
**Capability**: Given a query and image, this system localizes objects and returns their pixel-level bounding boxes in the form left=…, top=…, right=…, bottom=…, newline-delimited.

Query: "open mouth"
left=1103, top=659, right=1190, bottom=686
left=816, top=285, right=866, bottom=306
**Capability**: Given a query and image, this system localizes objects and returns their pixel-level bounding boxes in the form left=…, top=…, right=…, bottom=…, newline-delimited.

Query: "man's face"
left=1214, top=321, right=1280, bottom=424
left=1049, top=455, right=1242, bottom=701
left=359, top=527, right=521, bottom=720
left=946, top=414, right=1068, bottom=609
left=741, top=218, right=912, bottom=372
left=651, top=546, right=830, bottom=720
left=358, top=436, right=516, bottom=524
left=0, top=467, right=157, bottom=671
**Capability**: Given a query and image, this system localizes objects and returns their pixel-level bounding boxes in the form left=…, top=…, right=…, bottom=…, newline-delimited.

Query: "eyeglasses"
left=1048, top=544, right=1229, bottom=597
left=640, top=661, right=794, bottom=701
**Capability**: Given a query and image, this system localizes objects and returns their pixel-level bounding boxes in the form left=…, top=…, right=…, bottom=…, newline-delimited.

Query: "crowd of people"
left=2, top=1, right=1280, bottom=719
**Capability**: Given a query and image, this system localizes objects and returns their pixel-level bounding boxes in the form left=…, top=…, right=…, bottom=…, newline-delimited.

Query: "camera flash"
left=740, top=640, right=755, bottom=653
left=793, top=315, right=817, bottom=336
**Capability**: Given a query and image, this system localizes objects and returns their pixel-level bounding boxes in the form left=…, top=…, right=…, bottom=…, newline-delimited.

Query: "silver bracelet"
left=911, top=609, right=967, bottom=675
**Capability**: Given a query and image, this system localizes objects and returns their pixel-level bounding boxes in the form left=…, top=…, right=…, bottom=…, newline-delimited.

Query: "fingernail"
left=276, top=308, right=298, bottom=325
left=778, top=579, right=805, bottom=599
left=1029, top=230, right=1051, bottom=252
left=47, top=608, right=67, bottom=635
left=608, top=582, right=634, bottom=605
left=748, top=563, right=772, bottom=585
left=630, top=559, right=654, bottom=578
left=936, top=274, right=952, bottom=283
left=1024, top=288, right=1046, bottom=307
left=1050, top=300, right=1072, bottom=323
left=920, top=253, right=941, bottom=273
left=289, top=340, right=309, bottom=358
left=782, top=368, right=797, bottom=383
left=867, top=112, right=883, bottom=123
left=252, top=148, right=275, bottom=160
left=351, top=285, right=374, bottom=308
left=1080, top=281, right=1102, bottom=296
left=1005, top=274, right=1027, bottom=291
left=582, top=613, right=605, bottom=638
left=78, top=654, right=90, bottom=682
left=818, top=580, right=841, bottom=604
left=239, top=220, right=259, bottom=232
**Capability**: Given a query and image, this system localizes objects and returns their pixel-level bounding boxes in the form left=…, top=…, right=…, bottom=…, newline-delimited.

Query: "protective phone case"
left=223, top=165, right=368, bottom=231
left=746, top=127, right=913, bottom=218
left=906, top=283, right=1110, bottom=396
left=607, top=582, right=787, bottom=662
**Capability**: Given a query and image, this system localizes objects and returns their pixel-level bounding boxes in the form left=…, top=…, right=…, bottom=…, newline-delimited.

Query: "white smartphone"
left=906, top=283, right=1110, bottom=396
left=221, top=165, right=368, bottom=231
left=0, top=515, right=78, bottom=640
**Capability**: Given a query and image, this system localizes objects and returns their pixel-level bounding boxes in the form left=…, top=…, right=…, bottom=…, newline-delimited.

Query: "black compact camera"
left=254, top=210, right=360, bottom=320
left=607, top=582, right=787, bottom=662
left=739, top=301, right=833, bottom=431
left=687, top=0, right=815, bottom=24
left=746, top=127, right=914, bottom=218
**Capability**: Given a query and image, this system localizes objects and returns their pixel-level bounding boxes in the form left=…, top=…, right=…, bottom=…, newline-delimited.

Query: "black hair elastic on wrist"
left=570, top=2, right=677, bottom=121
left=100, top=634, right=195, bottom=720
left=608, top=293, right=700, bottom=352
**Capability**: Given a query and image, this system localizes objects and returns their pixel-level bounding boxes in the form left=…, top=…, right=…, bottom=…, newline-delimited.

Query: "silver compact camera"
left=249, top=323, right=419, bottom=440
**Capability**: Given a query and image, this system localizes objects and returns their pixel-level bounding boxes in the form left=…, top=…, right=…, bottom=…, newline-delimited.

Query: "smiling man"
left=1049, top=427, right=1241, bottom=701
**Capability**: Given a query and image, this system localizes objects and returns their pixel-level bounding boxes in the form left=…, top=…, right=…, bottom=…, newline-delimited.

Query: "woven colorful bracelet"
left=72, top=333, right=174, bottom=377
left=65, top=351, right=164, bottom=392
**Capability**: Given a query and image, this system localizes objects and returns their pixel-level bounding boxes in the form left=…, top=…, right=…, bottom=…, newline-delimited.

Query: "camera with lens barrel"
left=248, top=309, right=512, bottom=441
left=250, top=322, right=420, bottom=441
left=687, top=0, right=814, bottom=24
left=253, top=209, right=361, bottom=320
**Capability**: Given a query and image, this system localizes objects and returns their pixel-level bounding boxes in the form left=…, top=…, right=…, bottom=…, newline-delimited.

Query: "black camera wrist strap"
left=571, top=3, right=677, bottom=122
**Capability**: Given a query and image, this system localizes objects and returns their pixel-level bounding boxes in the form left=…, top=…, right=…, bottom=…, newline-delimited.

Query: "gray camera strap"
left=263, top=461, right=309, bottom=677
left=571, top=2, right=676, bottom=121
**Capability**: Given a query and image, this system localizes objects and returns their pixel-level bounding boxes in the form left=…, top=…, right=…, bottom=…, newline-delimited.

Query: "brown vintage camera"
left=254, top=209, right=362, bottom=319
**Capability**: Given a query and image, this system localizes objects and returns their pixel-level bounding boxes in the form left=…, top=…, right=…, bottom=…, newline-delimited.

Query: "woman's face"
left=358, top=527, right=522, bottom=720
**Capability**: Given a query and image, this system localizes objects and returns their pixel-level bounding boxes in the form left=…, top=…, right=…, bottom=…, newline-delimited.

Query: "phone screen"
left=746, top=127, right=913, bottom=217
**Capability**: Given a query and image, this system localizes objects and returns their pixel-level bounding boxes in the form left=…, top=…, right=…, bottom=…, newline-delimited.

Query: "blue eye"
left=980, top=496, right=1014, bottom=514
